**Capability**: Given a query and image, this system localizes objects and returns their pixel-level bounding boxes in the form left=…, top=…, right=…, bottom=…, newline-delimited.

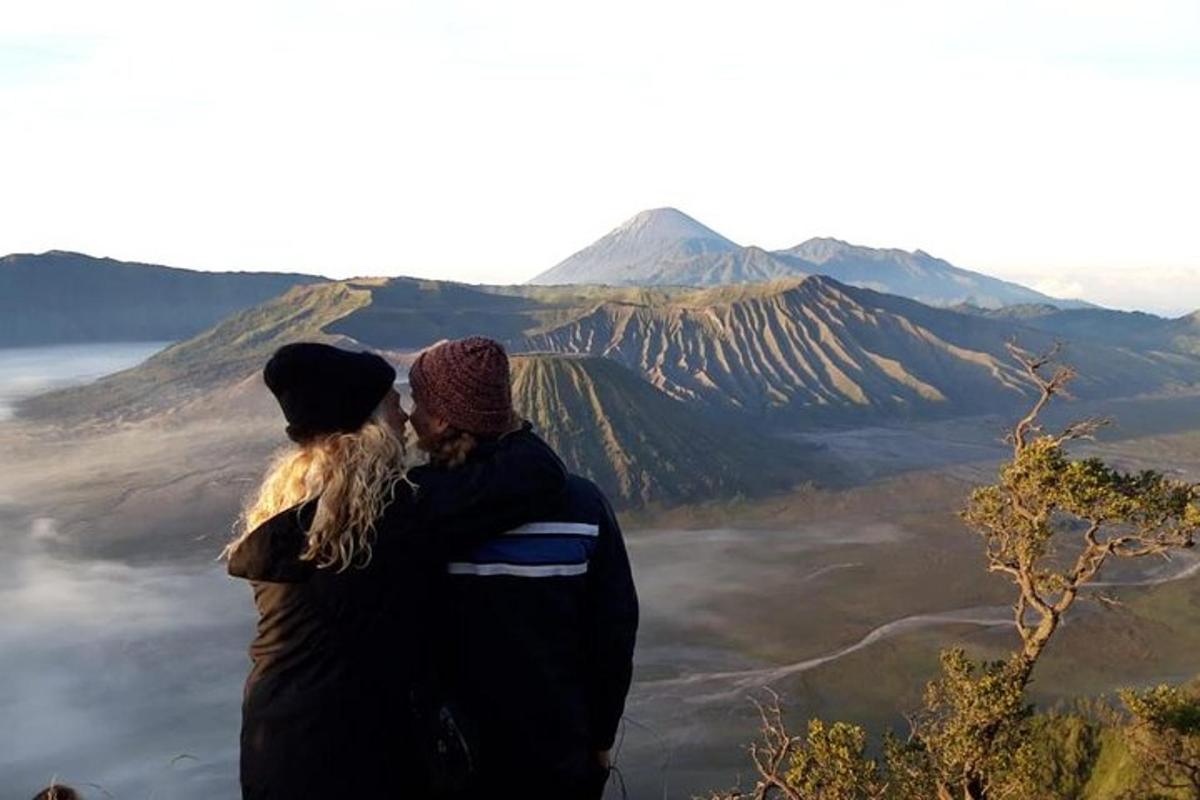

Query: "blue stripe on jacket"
left=457, top=534, right=596, bottom=567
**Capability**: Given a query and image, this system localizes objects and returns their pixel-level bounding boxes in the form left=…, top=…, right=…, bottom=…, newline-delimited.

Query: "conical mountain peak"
left=528, top=208, right=744, bottom=286
left=532, top=210, right=1092, bottom=307
left=611, top=207, right=735, bottom=245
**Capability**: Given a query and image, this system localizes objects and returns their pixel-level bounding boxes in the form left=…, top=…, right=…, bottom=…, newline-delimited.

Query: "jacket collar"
left=227, top=501, right=318, bottom=584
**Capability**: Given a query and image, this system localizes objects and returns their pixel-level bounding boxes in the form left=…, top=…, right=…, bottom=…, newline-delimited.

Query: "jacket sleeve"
left=585, top=493, right=639, bottom=751
left=400, top=430, right=568, bottom=562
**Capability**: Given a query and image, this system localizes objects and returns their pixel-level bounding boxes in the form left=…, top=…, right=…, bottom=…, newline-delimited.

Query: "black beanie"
left=263, top=342, right=397, bottom=443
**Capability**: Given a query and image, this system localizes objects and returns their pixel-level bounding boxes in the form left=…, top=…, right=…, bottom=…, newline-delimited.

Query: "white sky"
left=2, top=0, right=1198, bottom=314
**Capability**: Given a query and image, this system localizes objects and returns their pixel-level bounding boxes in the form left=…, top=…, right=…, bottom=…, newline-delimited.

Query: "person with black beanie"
left=224, top=342, right=567, bottom=798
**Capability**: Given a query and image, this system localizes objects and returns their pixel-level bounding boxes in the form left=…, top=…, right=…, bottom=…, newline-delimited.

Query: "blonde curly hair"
left=223, top=401, right=408, bottom=572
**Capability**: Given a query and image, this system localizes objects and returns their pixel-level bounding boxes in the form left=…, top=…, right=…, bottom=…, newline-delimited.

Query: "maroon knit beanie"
left=408, top=336, right=515, bottom=436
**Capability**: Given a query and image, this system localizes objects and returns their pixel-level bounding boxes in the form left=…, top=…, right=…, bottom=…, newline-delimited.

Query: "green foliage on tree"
left=784, top=719, right=886, bottom=799
left=1021, top=708, right=1108, bottom=799
left=706, top=344, right=1200, bottom=800
left=1119, top=682, right=1200, bottom=797
left=907, top=650, right=1037, bottom=799
left=701, top=693, right=887, bottom=800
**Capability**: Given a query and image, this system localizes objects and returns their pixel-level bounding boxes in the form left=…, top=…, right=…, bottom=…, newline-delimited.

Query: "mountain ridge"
left=519, top=276, right=1191, bottom=417
left=960, top=302, right=1200, bottom=355
left=510, top=353, right=806, bottom=506
left=0, top=250, right=327, bottom=346
left=20, top=275, right=1200, bottom=506
left=529, top=209, right=1092, bottom=310
left=22, top=275, right=1199, bottom=427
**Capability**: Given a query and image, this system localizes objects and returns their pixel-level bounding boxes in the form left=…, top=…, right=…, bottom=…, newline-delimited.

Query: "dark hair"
left=32, top=786, right=81, bottom=800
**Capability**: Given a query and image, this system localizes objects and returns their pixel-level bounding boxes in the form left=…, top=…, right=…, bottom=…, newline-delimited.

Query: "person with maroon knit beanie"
left=407, top=336, right=521, bottom=459
left=407, top=336, right=639, bottom=800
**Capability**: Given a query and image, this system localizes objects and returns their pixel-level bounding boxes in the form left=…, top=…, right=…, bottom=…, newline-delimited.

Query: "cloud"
left=1027, top=277, right=1090, bottom=302
left=1012, top=266, right=1200, bottom=316
left=0, top=520, right=250, bottom=798
left=29, top=517, right=63, bottom=543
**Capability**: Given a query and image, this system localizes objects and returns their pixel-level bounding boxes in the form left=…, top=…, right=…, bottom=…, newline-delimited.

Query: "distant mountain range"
left=11, top=237, right=1199, bottom=508
left=0, top=251, right=325, bottom=346
left=0, top=214, right=1110, bottom=351
left=528, top=208, right=1093, bottom=309
left=22, top=274, right=1200, bottom=505
left=958, top=303, right=1200, bottom=355
left=27, top=275, right=1198, bottom=424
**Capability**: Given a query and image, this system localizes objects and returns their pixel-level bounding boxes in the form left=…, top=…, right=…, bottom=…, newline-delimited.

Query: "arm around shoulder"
left=396, top=428, right=568, bottom=562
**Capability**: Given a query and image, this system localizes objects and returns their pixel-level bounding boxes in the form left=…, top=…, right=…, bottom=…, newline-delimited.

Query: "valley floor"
left=619, top=394, right=1200, bottom=798
left=3, top=391, right=1200, bottom=798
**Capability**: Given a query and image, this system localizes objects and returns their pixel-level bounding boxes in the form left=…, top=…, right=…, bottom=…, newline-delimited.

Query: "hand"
left=596, top=749, right=612, bottom=770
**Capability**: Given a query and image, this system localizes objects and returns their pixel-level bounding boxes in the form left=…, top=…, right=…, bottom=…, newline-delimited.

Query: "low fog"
left=0, top=343, right=166, bottom=421
left=3, top=344, right=1200, bottom=799
left=0, top=345, right=259, bottom=797
left=0, top=515, right=251, bottom=797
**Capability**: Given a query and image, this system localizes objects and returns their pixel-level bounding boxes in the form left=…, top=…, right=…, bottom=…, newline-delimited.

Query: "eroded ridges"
left=509, top=353, right=802, bottom=506
left=520, top=277, right=1039, bottom=417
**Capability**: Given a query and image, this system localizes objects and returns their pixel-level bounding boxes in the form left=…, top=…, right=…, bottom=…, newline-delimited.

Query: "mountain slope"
left=962, top=304, right=1200, bottom=355
left=25, top=276, right=1200, bottom=427
left=21, top=281, right=373, bottom=421
left=520, top=277, right=1195, bottom=418
left=528, top=209, right=1086, bottom=309
left=510, top=354, right=803, bottom=506
left=18, top=276, right=598, bottom=422
left=1162, top=312, right=1200, bottom=355
left=531, top=208, right=753, bottom=286
left=779, top=238, right=1090, bottom=309
left=0, top=250, right=326, bottom=346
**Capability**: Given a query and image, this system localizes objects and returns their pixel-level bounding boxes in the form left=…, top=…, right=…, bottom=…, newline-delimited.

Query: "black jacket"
left=228, top=428, right=566, bottom=799
left=437, top=473, right=639, bottom=796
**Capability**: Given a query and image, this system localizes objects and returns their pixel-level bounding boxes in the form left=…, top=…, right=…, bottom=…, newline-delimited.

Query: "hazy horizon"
left=4, top=224, right=1198, bottom=318
left=3, top=1, right=1198, bottom=314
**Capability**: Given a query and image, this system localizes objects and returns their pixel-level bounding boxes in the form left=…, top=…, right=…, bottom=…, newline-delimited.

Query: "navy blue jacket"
left=436, top=473, right=639, bottom=794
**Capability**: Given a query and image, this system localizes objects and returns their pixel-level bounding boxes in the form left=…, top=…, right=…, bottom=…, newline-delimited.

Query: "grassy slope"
left=21, top=281, right=372, bottom=421
left=511, top=353, right=807, bottom=506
